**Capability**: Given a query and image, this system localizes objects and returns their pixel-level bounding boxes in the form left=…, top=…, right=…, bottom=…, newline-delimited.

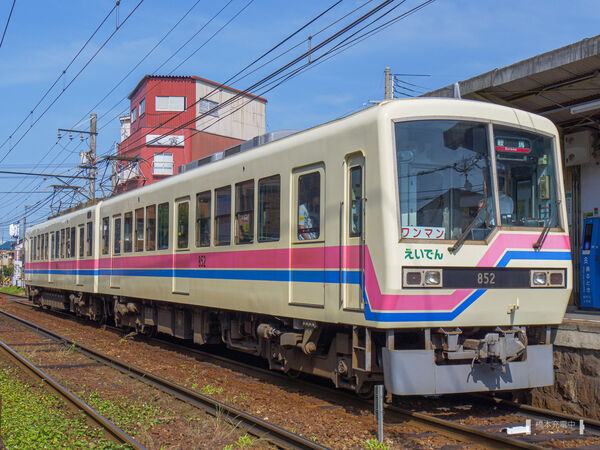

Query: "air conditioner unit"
left=564, top=131, right=593, bottom=166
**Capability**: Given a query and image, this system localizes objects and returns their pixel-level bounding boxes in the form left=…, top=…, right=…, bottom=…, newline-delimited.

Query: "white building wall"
left=195, top=81, right=266, bottom=141
left=581, top=163, right=600, bottom=219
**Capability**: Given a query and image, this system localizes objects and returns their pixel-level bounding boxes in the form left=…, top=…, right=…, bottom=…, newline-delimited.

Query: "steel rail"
left=0, top=337, right=143, bottom=448
left=0, top=308, right=325, bottom=450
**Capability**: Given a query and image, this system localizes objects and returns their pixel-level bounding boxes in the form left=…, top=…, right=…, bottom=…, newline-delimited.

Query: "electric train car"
left=24, top=98, right=571, bottom=396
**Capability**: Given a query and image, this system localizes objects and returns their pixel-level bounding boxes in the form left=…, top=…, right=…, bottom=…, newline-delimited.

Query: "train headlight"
left=424, top=270, right=441, bottom=286
left=402, top=268, right=443, bottom=288
left=532, top=272, right=547, bottom=286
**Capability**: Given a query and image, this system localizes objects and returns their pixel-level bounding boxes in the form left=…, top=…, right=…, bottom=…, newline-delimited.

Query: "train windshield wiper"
left=448, top=196, right=487, bottom=255
left=533, top=199, right=560, bottom=250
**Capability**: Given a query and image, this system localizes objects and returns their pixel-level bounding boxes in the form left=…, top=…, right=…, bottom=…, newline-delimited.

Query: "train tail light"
left=530, top=269, right=565, bottom=287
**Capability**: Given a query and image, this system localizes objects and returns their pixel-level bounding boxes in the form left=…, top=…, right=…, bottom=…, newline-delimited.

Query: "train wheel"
left=356, top=382, right=374, bottom=399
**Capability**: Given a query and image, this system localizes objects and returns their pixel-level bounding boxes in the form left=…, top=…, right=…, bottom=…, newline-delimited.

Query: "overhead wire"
left=0, top=0, right=146, bottom=165
left=0, top=0, right=16, bottom=50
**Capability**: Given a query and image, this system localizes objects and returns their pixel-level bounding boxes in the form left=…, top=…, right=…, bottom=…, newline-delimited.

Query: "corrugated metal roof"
left=423, top=35, right=600, bottom=133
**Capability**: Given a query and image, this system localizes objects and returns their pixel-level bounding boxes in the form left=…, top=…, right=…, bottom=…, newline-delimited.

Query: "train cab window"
left=235, top=180, right=254, bottom=244
left=297, top=172, right=320, bottom=240
left=146, top=205, right=156, bottom=251
left=114, top=216, right=122, bottom=254
left=102, top=218, right=109, bottom=255
left=124, top=212, right=133, bottom=253
left=395, top=120, right=494, bottom=241
left=215, top=186, right=231, bottom=246
left=349, top=166, right=363, bottom=237
left=79, top=226, right=85, bottom=258
left=196, top=191, right=211, bottom=247
left=70, top=228, right=76, bottom=258
left=135, top=208, right=144, bottom=252
left=177, top=201, right=189, bottom=249
left=258, top=175, right=280, bottom=242
left=158, top=203, right=169, bottom=250
left=493, top=125, right=558, bottom=228
left=86, top=222, right=93, bottom=257
left=61, top=229, right=65, bottom=258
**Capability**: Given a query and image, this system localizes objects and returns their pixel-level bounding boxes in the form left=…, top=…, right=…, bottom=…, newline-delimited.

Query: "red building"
left=116, top=75, right=267, bottom=191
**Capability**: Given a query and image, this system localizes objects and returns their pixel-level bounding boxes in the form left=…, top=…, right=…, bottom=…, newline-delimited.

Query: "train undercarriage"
left=26, top=286, right=552, bottom=396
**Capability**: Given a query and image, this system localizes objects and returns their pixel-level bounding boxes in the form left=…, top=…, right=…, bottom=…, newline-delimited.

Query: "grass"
left=0, top=366, right=125, bottom=448
left=0, top=285, right=25, bottom=296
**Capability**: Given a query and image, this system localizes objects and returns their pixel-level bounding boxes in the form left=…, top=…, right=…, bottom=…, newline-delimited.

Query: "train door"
left=76, top=225, right=84, bottom=286
left=110, top=215, right=121, bottom=289
left=343, top=155, right=365, bottom=310
left=290, top=165, right=325, bottom=307
left=172, top=197, right=190, bottom=295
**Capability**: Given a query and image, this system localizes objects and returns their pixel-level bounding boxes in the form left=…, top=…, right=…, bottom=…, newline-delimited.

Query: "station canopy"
left=424, top=34, right=600, bottom=134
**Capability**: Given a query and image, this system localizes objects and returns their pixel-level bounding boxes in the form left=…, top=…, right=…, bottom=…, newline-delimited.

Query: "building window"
left=131, top=107, right=137, bottom=123
left=138, top=98, right=145, bottom=117
left=158, top=202, right=169, bottom=250
left=198, top=99, right=219, bottom=117
left=146, top=205, right=156, bottom=251
left=156, top=96, right=185, bottom=112
left=235, top=180, right=254, bottom=244
left=196, top=191, right=211, bottom=247
left=153, top=153, right=173, bottom=176
left=215, top=186, right=231, bottom=246
left=258, top=175, right=280, bottom=242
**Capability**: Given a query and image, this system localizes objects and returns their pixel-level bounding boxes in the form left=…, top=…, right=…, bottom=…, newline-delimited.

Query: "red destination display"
left=495, top=145, right=531, bottom=154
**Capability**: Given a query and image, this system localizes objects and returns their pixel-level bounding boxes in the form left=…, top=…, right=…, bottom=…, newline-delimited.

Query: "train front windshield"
left=395, top=120, right=558, bottom=241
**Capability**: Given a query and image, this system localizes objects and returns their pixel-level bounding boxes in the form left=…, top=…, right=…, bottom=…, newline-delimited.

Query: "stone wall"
left=530, top=321, right=600, bottom=419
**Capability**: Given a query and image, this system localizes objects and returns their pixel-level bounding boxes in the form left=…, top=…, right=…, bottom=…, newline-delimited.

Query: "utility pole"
left=89, top=113, right=97, bottom=200
left=58, top=113, right=98, bottom=203
left=384, top=67, right=393, bottom=100
left=21, top=207, right=26, bottom=287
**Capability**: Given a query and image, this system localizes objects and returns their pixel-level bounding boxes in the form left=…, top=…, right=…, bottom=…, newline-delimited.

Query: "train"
left=24, top=98, right=572, bottom=396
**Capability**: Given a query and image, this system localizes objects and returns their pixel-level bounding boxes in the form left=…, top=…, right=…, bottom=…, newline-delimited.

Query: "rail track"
left=0, top=331, right=143, bottom=448
left=0, top=305, right=325, bottom=450
left=5, top=296, right=600, bottom=449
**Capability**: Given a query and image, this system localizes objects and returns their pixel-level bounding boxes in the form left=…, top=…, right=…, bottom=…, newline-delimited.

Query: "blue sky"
left=0, top=0, right=599, bottom=234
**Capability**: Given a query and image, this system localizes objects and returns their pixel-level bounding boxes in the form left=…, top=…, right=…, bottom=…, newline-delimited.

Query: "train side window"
left=114, top=216, right=122, bottom=254
left=70, top=227, right=76, bottom=258
left=196, top=191, right=211, bottom=247
left=215, top=186, right=231, bottom=246
left=146, top=205, right=156, bottom=251
left=349, top=166, right=363, bottom=237
left=297, top=172, right=320, bottom=240
left=258, top=175, right=280, bottom=242
left=177, top=201, right=189, bottom=249
left=86, top=222, right=93, bottom=257
left=55, top=231, right=59, bottom=259
left=124, top=212, right=133, bottom=253
left=102, top=218, right=109, bottom=255
left=135, top=208, right=144, bottom=252
left=33, top=236, right=37, bottom=260
left=79, top=226, right=85, bottom=258
left=65, top=228, right=72, bottom=258
left=61, top=229, right=65, bottom=258
left=235, top=180, right=254, bottom=244
left=158, top=203, right=169, bottom=250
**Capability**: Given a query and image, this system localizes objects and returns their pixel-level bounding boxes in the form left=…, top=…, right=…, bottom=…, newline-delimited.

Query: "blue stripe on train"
left=25, top=268, right=362, bottom=284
